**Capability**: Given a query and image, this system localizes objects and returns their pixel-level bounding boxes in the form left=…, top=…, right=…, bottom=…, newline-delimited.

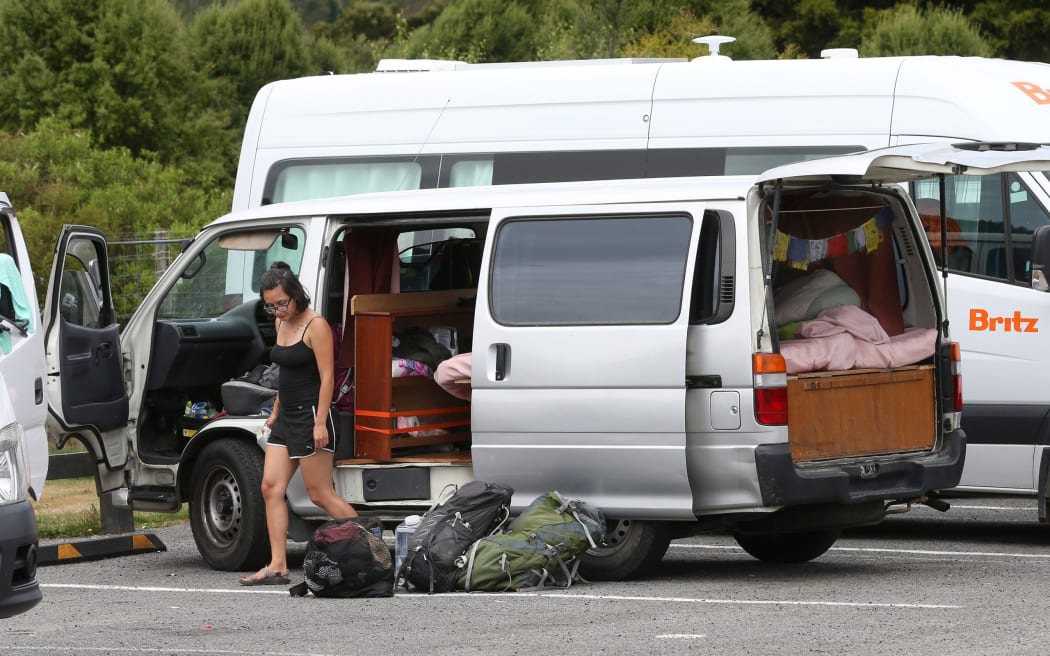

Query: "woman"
left=240, top=262, right=358, bottom=585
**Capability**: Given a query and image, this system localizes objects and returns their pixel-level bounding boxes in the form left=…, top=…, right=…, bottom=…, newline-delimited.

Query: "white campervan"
left=44, top=143, right=1050, bottom=578
left=232, top=50, right=1050, bottom=517
left=0, top=192, right=45, bottom=617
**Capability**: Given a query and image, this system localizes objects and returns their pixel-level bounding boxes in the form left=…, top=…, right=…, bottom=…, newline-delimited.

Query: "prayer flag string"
left=773, top=206, right=893, bottom=270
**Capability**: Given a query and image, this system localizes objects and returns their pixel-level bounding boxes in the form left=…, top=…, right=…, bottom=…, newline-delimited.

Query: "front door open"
left=43, top=225, right=128, bottom=469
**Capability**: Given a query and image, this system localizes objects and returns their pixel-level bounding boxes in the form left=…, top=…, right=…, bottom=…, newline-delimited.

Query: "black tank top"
left=271, top=318, right=320, bottom=406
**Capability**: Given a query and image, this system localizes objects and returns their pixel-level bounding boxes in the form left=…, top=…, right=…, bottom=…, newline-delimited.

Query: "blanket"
left=780, top=305, right=936, bottom=374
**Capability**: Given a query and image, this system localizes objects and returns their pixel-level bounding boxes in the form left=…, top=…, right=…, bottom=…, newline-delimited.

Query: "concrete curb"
left=38, top=533, right=167, bottom=565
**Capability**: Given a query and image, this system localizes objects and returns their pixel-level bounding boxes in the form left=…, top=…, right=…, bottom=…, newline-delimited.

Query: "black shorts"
left=268, top=404, right=337, bottom=459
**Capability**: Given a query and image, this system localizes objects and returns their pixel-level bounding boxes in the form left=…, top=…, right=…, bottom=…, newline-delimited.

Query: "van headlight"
left=0, top=422, right=30, bottom=505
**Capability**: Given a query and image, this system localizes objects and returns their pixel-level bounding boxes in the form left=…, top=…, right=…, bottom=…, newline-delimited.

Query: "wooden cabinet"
left=350, top=291, right=473, bottom=461
left=787, top=364, right=935, bottom=461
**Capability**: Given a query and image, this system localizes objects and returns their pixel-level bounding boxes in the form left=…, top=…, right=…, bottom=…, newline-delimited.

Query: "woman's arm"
left=307, top=317, right=336, bottom=444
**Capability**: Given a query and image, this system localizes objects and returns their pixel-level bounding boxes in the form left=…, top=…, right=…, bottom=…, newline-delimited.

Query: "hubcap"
left=202, top=466, right=241, bottom=546
left=588, top=518, right=632, bottom=556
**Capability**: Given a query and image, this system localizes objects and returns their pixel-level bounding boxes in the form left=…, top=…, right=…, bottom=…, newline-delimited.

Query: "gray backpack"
left=400, top=480, right=513, bottom=593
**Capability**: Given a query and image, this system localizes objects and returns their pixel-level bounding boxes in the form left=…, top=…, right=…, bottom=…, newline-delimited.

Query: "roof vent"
left=820, top=48, right=859, bottom=59
left=692, top=35, right=735, bottom=62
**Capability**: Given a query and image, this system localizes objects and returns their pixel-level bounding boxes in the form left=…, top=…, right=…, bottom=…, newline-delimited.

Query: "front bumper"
left=0, top=500, right=41, bottom=618
left=755, top=429, right=966, bottom=507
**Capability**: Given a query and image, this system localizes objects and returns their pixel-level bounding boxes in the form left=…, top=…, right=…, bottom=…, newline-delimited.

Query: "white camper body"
left=45, top=143, right=1050, bottom=576
left=233, top=53, right=1050, bottom=508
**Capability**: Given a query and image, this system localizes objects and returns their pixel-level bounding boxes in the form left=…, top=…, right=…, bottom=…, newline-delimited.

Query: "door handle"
left=35, top=377, right=43, bottom=404
left=494, top=343, right=509, bottom=381
left=96, top=342, right=113, bottom=361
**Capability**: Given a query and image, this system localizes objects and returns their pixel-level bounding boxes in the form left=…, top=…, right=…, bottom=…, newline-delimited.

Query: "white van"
left=233, top=51, right=1050, bottom=516
left=0, top=192, right=45, bottom=617
left=46, top=144, right=1050, bottom=577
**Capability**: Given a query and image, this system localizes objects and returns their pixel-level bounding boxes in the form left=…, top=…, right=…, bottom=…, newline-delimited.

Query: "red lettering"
left=1013, top=81, right=1050, bottom=105
left=968, top=308, right=1039, bottom=333
left=969, top=308, right=988, bottom=330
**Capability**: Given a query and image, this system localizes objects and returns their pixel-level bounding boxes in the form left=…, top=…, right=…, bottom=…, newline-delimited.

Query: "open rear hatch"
left=757, top=142, right=1050, bottom=463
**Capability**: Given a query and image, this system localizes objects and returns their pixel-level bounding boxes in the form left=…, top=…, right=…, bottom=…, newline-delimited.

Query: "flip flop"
left=239, top=567, right=290, bottom=586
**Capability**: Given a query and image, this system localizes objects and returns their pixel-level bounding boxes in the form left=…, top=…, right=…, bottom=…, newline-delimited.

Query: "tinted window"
left=647, top=146, right=860, bottom=177
left=490, top=215, right=692, bottom=325
left=265, top=147, right=864, bottom=205
left=490, top=151, right=646, bottom=184
left=914, top=173, right=1050, bottom=283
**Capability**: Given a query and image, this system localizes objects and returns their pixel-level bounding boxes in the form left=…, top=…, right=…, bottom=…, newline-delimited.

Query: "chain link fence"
left=108, top=231, right=194, bottom=325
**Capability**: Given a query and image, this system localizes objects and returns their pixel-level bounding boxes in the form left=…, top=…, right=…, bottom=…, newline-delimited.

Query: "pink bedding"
left=780, top=305, right=937, bottom=374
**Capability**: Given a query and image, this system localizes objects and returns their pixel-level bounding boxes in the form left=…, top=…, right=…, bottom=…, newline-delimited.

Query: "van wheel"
left=733, top=529, right=841, bottom=563
left=577, top=520, right=671, bottom=581
left=189, top=439, right=269, bottom=571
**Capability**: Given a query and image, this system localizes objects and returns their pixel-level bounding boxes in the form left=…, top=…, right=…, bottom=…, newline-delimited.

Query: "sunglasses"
left=263, top=299, right=292, bottom=315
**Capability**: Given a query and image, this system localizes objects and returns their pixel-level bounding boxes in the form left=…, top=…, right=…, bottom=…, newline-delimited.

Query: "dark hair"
left=260, top=261, right=310, bottom=309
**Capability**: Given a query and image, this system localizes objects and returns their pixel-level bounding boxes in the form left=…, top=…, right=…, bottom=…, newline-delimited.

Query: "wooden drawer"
left=787, top=365, right=936, bottom=461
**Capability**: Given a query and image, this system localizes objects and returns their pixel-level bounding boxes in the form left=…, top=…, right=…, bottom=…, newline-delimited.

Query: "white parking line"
left=670, top=543, right=1050, bottom=559
left=6, top=648, right=340, bottom=656
left=40, top=583, right=959, bottom=609
left=656, top=634, right=706, bottom=640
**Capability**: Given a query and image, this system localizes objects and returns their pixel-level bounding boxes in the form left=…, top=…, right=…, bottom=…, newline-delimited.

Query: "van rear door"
left=471, top=202, right=704, bottom=518
left=43, top=226, right=128, bottom=469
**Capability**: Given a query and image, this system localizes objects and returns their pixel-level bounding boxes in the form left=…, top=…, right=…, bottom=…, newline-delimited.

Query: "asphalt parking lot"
left=4, top=495, right=1049, bottom=656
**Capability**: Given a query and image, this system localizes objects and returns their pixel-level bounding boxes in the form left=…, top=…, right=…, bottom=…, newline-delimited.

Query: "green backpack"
left=457, top=491, right=607, bottom=592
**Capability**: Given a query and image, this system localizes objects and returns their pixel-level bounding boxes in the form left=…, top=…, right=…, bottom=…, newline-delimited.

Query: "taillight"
left=950, top=341, right=963, bottom=412
left=753, top=353, right=788, bottom=425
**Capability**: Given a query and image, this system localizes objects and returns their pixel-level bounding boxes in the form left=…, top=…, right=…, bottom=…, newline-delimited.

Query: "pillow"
left=774, top=269, right=860, bottom=326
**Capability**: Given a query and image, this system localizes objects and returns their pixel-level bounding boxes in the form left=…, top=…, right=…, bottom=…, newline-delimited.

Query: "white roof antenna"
left=692, top=35, right=735, bottom=62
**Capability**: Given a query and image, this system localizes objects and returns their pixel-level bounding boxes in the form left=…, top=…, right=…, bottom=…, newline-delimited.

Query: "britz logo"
left=969, top=308, right=1039, bottom=333
left=1012, top=81, right=1050, bottom=104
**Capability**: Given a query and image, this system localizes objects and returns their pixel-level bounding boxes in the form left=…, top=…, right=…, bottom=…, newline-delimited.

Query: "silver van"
left=44, top=144, right=1048, bottom=579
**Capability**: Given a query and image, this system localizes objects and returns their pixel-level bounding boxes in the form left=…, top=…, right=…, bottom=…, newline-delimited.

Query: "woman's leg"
left=255, top=445, right=298, bottom=576
left=299, top=451, right=358, bottom=519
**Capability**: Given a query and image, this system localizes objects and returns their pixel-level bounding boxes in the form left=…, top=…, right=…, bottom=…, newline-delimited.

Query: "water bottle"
left=395, top=514, right=422, bottom=575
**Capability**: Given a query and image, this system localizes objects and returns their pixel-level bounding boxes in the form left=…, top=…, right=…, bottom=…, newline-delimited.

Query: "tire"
left=733, top=529, right=841, bottom=563
left=189, top=439, right=269, bottom=571
left=578, top=519, right=672, bottom=581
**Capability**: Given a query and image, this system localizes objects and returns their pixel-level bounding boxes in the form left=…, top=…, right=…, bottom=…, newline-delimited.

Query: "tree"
left=971, top=0, right=1050, bottom=63
left=0, top=120, right=230, bottom=311
left=860, top=4, right=993, bottom=57
left=0, top=0, right=230, bottom=184
left=313, top=0, right=406, bottom=72
left=401, top=0, right=536, bottom=62
left=189, top=0, right=345, bottom=129
left=619, top=1, right=774, bottom=61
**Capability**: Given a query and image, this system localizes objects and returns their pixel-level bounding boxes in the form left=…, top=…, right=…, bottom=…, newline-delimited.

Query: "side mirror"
left=1031, top=225, right=1050, bottom=292
left=281, top=232, right=299, bottom=250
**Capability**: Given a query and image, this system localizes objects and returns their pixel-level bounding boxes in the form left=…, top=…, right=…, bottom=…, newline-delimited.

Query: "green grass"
left=32, top=477, right=189, bottom=540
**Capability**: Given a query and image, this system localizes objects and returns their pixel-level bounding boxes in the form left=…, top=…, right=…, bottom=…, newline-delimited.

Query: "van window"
left=0, top=215, right=10, bottom=258
left=267, top=161, right=425, bottom=204
left=158, top=227, right=306, bottom=319
left=58, top=238, right=105, bottom=329
left=490, top=214, right=692, bottom=325
left=264, top=147, right=863, bottom=205
left=914, top=173, right=1050, bottom=283
left=448, top=160, right=493, bottom=187
left=397, top=228, right=478, bottom=291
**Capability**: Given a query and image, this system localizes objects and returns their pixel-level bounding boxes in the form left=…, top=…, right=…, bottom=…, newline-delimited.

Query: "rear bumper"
left=0, top=500, right=41, bottom=618
left=754, top=429, right=966, bottom=507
